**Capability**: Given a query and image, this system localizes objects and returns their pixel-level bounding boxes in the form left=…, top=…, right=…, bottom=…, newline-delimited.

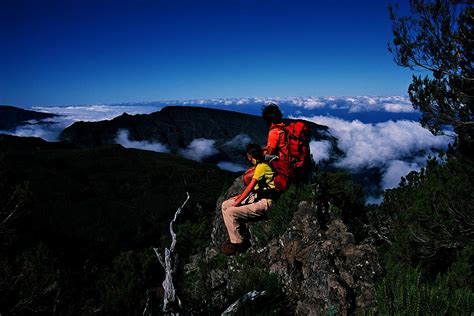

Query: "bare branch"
left=153, top=192, right=190, bottom=314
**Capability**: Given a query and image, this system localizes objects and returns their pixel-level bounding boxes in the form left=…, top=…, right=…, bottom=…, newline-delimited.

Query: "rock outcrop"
left=182, top=177, right=382, bottom=314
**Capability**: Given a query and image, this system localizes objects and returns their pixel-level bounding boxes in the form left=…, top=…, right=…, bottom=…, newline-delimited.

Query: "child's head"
left=246, top=143, right=264, bottom=164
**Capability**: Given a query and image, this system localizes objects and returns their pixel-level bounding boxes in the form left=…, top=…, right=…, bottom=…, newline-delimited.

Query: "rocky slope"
left=0, top=105, right=57, bottom=131
left=180, top=177, right=382, bottom=314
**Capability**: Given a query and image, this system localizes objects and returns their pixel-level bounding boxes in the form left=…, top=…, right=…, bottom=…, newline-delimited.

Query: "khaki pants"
left=221, top=197, right=270, bottom=243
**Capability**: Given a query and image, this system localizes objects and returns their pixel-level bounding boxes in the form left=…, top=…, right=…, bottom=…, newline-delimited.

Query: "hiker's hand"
left=232, top=195, right=242, bottom=206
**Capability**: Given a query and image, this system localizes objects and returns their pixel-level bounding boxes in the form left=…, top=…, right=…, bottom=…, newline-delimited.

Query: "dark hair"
left=246, top=143, right=264, bottom=162
left=262, top=102, right=282, bottom=125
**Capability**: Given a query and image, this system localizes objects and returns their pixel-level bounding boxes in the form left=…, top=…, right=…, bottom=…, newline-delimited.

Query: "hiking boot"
left=221, top=239, right=251, bottom=256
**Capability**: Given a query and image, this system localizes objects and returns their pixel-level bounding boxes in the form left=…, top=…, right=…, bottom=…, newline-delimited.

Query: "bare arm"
left=233, top=178, right=257, bottom=206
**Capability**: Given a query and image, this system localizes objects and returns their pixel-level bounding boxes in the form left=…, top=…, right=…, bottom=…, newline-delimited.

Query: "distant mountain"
left=60, top=106, right=338, bottom=163
left=0, top=105, right=57, bottom=131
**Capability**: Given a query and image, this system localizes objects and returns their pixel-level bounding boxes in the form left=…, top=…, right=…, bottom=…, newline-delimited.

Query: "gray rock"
left=183, top=177, right=382, bottom=314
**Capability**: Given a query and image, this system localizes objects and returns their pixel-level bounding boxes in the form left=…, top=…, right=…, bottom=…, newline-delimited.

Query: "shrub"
left=230, top=254, right=288, bottom=315
left=370, top=152, right=474, bottom=315
left=370, top=260, right=474, bottom=315
left=96, top=249, right=160, bottom=314
left=251, top=184, right=314, bottom=246
left=380, top=154, right=474, bottom=275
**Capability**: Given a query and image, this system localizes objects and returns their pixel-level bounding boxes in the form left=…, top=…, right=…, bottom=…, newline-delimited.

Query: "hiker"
left=262, top=102, right=312, bottom=185
left=261, top=103, right=293, bottom=190
left=221, top=144, right=277, bottom=255
left=262, top=103, right=290, bottom=161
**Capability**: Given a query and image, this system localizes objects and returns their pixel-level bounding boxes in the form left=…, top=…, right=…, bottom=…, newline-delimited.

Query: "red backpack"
left=268, top=121, right=311, bottom=191
left=285, top=121, right=312, bottom=169
left=243, top=121, right=311, bottom=193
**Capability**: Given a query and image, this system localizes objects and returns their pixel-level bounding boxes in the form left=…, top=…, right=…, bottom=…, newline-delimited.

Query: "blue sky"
left=1, top=0, right=414, bottom=106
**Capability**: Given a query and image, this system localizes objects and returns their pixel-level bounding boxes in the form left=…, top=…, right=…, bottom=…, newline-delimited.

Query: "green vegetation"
left=0, top=243, right=61, bottom=314
left=371, top=259, right=474, bottom=315
left=251, top=184, right=314, bottom=246
left=366, top=2, right=474, bottom=313
left=314, top=171, right=367, bottom=239
left=96, top=249, right=160, bottom=314
left=381, top=153, right=474, bottom=273
left=367, top=150, right=474, bottom=314
left=0, top=136, right=234, bottom=314
left=232, top=254, right=282, bottom=300
left=389, top=0, right=473, bottom=155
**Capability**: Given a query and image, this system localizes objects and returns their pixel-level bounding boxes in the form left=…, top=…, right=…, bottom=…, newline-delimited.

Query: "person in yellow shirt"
left=221, top=143, right=277, bottom=255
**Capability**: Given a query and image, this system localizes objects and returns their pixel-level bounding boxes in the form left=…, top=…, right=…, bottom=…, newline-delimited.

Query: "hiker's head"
left=262, top=102, right=282, bottom=126
left=246, top=143, right=264, bottom=164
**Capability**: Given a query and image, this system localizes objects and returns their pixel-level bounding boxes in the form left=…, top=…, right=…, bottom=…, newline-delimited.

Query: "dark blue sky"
left=1, top=0, right=414, bottom=106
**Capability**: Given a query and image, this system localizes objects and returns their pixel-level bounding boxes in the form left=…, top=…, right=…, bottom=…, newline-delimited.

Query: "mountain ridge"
left=0, top=105, right=57, bottom=131
left=60, top=106, right=338, bottom=163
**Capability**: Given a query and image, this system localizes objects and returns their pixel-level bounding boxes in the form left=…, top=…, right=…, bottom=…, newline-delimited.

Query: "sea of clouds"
left=295, top=115, right=452, bottom=201
left=152, top=95, right=416, bottom=113
left=0, top=104, right=161, bottom=141
left=1, top=96, right=453, bottom=200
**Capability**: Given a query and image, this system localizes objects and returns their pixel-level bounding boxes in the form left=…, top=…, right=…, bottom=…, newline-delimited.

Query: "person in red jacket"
left=262, top=103, right=292, bottom=190
left=262, top=103, right=289, bottom=160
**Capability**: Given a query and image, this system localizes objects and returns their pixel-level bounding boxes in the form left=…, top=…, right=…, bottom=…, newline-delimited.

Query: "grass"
left=251, top=184, right=314, bottom=246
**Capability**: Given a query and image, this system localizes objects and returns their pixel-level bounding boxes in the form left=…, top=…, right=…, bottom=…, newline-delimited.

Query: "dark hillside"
left=60, top=106, right=336, bottom=162
left=0, top=135, right=234, bottom=314
left=0, top=105, right=57, bottom=131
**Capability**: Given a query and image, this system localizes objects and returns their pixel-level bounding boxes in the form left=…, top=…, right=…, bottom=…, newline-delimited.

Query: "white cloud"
left=217, top=161, right=248, bottom=172
left=0, top=123, right=61, bottom=141
left=309, top=140, right=332, bottom=163
left=179, top=138, right=218, bottom=162
left=301, top=116, right=452, bottom=170
left=341, top=96, right=414, bottom=113
left=115, top=129, right=170, bottom=153
left=33, top=104, right=160, bottom=122
left=366, top=195, right=384, bottom=205
left=381, top=160, right=421, bottom=190
left=156, top=95, right=415, bottom=113
left=8, top=96, right=417, bottom=143
left=224, top=134, right=251, bottom=149
left=2, top=104, right=162, bottom=142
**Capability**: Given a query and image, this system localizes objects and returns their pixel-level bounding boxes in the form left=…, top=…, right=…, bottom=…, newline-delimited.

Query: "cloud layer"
left=302, top=116, right=451, bottom=170
left=224, top=134, right=251, bottom=149
left=154, top=95, right=415, bottom=113
left=179, top=138, right=218, bottom=162
left=5, top=96, right=416, bottom=142
left=298, top=115, right=453, bottom=201
left=1, top=104, right=161, bottom=141
left=381, top=160, right=421, bottom=190
left=2, top=101, right=453, bottom=202
left=310, top=140, right=332, bottom=163
left=115, top=129, right=170, bottom=153
left=217, top=161, right=248, bottom=172
left=33, top=104, right=161, bottom=122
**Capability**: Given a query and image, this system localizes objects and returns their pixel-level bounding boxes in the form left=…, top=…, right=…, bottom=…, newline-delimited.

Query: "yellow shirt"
left=252, top=162, right=275, bottom=192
